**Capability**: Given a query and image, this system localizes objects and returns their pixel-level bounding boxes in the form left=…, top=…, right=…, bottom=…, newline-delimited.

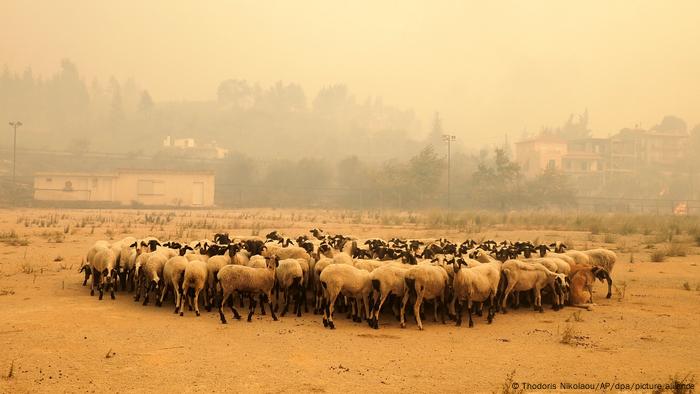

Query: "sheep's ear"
left=565, top=277, right=571, bottom=285
left=130, top=242, right=137, bottom=247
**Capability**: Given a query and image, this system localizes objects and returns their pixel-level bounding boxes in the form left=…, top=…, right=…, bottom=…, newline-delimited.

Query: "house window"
left=580, top=162, right=589, bottom=171
left=92, top=178, right=99, bottom=187
left=547, top=159, right=556, bottom=169
left=137, top=180, right=165, bottom=195
left=63, top=181, right=73, bottom=191
left=46, top=178, right=52, bottom=182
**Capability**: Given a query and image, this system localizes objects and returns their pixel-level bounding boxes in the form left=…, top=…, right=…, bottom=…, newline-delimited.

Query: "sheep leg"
left=372, top=291, right=391, bottom=329
left=414, top=293, right=424, bottom=330
left=281, top=287, right=291, bottom=317
left=467, top=300, right=474, bottom=328
left=258, top=294, right=266, bottom=315
left=487, top=294, right=495, bottom=324
left=193, top=287, right=202, bottom=317
left=118, top=270, right=127, bottom=291
left=455, top=299, right=462, bottom=326
left=323, top=291, right=338, bottom=329
left=399, top=291, right=410, bottom=328
left=96, top=272, right=104, bottom=300
left=296, top=284, right=304, bottom=317
left=501, top=281, right=516, bottom=314
left=133, top=277, right=141, bottom=302
left=448, top=296, right=456, bottom=321
left=266, top=292, right=278, bottom=321
left=218, top=290, right=230, bottom=323
left=535, top=287, right=543, bottom=313
left=440, top=297, right=447, bottom=324
left=158, top=283, right=168, bottom=307
left=109, top=275, right=116, bottom=300
left=246, top=298, right=257, bottom=322
left=433, top=300, right=438, bottom=322
left=142, top=282, right=153, bottom=306
left=303, top=284, right=309, bottom=313
left=475, top=302, right=483, bottom=317
left=362, top=294, right=371, bottom=324
left=174, top=286, right=181, bottom=314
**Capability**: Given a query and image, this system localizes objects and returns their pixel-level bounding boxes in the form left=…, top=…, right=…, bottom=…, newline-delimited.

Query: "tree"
left=524, top=167, right=576, bottom=208
left=138, top=90, right=154, bottom=113
left=651, top=115, right=687, bottom=134
left=471, top=148, right=522, bottom=209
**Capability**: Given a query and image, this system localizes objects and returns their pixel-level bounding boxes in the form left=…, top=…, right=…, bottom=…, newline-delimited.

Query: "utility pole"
left=442, top=134, right=456, bottom=215
left=8, top=121, right=22, bottom=186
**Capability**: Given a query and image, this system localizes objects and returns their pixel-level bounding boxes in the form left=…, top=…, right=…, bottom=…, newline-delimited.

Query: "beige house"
left=515, top=137, right=568, bottom=177
left=34, top=169, right=215, bottom=207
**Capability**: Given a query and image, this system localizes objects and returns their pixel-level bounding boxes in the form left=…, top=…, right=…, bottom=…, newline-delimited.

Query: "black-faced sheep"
left=500, top=260, right=568, bottom=313
left=401, top=264, right=449, bottom=330
left=320, top=263, right=373, bottom=329
left=451, top=259, right=502, bottom=327
left=217, top=256, right=279, bottom=323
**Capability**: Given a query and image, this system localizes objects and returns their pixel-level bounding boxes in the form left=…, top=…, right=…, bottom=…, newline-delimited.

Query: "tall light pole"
left=8, top=121, right=22, bottom=186
left=442, top=134, right=456, bottom=215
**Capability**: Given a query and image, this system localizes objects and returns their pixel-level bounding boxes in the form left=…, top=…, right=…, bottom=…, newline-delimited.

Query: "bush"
left=665, top=242, right=688, bottom=257
left=650, top=250, right=667, bottom=262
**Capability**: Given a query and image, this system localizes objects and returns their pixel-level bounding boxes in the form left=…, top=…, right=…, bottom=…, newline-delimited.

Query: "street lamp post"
left=442, top=134, right=456, bottom=215
left=8, top=121, right=22, bottom=186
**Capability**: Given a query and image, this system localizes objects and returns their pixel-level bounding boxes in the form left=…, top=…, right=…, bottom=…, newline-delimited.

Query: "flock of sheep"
left=80, top=228, right=616, bottom=330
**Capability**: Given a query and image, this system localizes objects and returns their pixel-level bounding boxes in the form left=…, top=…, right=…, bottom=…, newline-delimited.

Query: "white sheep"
left=451, top=259, right=502, bottom=327
left=500, top=260, right=568, bottom=313
left=179, top=259, right=209, bottom=317
left=320, top=263, right=373, bottom=329
left=136, top=252, right=168, bottom=306
left=91, top=247, right=118, bottom=300
left=368, top=263, right=409, bottom=329
left=401, top=264, right=449, bottom=330
left=217, top=256, right=279, bottom=323
left=275, top=258, right=304, bottom=317
left=159, top=255, right=189, bottom=312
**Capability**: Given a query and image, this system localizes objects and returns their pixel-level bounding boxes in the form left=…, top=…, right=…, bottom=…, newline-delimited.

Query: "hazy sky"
left=2, top=1, right=699, bottom=144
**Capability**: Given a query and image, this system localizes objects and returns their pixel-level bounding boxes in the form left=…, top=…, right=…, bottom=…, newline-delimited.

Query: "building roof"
left=515, top=135, right=567, bottom=145
left=35, top=168, right=215, bottom=177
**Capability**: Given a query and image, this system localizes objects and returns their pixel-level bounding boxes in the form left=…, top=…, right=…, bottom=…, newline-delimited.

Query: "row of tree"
left=215, top=145, right=576, bottom=209
left=0, top=60, right=424, bottom=160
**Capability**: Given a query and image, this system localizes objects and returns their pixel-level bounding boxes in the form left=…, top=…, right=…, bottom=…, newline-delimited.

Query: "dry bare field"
left=0, top=209, right=699, bottom=393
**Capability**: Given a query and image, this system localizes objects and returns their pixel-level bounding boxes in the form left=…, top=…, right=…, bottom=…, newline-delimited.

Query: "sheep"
left=136, top=252, right=168, bottom=306
left=583, top=248, right=617, bottom=273
left=320, top=263, right=373, bottom=329
left=312, top=257, right=333, bottom=313
left=82, top=240, right=110, bottom=286
left=565, top=249, right=615, bottom=298
left=91, top=247, right=118, bottom=300
left=178, top=259, right=209, bottom=317
left=368, top=263, right=409, bottom=329
left=500, top=260, right=568, bottom=313
left=274, top=258, right=304, bottom=317
left=233, top=248, right=251, bottom=266
left=217, top=256, right=279, bottom=323
left=526, top=257, right=571, bottom=309
left=400, top=264, right=449, bottom=330
left=117, top=244, right=138, bottom=291
left=262, top=244, right=311, bottom=261
left=159, top=255, right=189, bottom=312
left=204, top=244, right=237, bottom=310
left=246, top=254, right=267, bottom=268
left=451, top=258, right=502, bottom=327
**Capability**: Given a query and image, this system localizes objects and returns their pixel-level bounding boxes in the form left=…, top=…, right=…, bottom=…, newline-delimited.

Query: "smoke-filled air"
left=1, top=2, right=699, bottom=393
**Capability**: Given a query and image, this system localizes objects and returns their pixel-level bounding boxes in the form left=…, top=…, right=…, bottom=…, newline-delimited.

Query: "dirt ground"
left=0, top=209, right=698, bottom=393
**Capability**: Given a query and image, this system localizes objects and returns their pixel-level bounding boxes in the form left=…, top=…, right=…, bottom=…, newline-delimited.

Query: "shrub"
left=650, top=250, right=667, bottom=263
left=665, top=242, right=688, bottom=257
